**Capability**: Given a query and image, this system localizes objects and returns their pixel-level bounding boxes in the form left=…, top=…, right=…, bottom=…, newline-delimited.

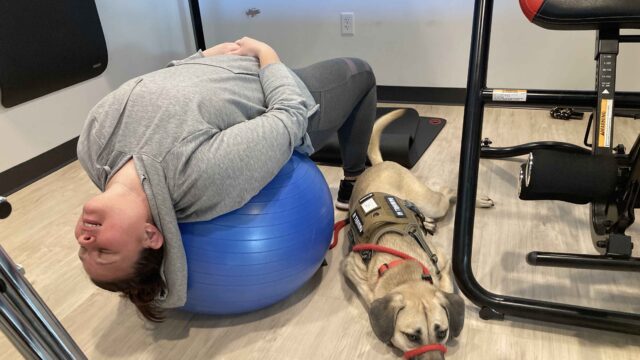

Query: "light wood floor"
left=1, top=105, right=639, bottom=359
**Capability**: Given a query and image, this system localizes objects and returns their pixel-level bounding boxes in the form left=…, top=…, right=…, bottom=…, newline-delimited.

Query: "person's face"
left=75, top=190, right=161, bottom=282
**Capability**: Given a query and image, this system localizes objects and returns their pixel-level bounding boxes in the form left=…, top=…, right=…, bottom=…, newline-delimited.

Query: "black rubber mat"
left=310, top=107, right=446, bottom=169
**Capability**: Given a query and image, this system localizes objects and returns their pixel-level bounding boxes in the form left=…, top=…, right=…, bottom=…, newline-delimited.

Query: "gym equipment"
left=549, top=107, right=584, bottom=120
left=454, top=0, right=640, bottom=334
left=310, top=107, right=446, bottom=169
left=179, top=152, right=334, bottom=314
left=0, top=197, right=87, bottom=359
left=0, top=0, right=107, bottom=108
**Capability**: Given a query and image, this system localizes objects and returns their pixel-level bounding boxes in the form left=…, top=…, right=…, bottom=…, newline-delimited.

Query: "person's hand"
left=229, top=37, right=273, bottom=58
left=229, top=37, right=280, bottom=68
left=202, top=42, right=240, bottom=57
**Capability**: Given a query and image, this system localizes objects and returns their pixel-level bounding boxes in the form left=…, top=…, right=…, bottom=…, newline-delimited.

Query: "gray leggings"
left=293, top=58, right=377, bottom=177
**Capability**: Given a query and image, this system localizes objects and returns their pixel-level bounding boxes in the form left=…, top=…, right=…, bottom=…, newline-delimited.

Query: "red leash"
left=332, top=222, right=433, bottom=281
left=403, top=344, right=447, bottom=359
left=330, top=219, right=349, bottom=249
left=352, top=244, right=432, bottom=280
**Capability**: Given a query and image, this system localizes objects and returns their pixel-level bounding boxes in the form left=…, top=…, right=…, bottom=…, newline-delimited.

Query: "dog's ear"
left=368, top=293, right=405, bottom=343
left=438, top=292, right=465, bottom=338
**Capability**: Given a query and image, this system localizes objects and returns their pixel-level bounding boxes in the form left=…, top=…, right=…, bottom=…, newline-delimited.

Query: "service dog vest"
left=348, top=192, right=441, bottom=276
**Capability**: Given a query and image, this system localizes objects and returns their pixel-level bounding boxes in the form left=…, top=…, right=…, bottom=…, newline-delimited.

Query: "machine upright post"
left=0, top=198, right=87, bottom=359
left=187, top=0, right=206, bottom=51
left=452, top=0, right=495, bottom=308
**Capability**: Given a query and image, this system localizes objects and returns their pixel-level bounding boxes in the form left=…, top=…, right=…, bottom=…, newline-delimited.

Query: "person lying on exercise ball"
left=74, top=37, right=377, bottom=321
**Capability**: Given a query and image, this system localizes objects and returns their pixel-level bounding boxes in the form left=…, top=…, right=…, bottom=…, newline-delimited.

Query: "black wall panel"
left=0, top=0, right=107, bottom=107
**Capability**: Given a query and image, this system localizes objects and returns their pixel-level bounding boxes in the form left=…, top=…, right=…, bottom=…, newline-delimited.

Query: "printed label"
left=492, top=89, right=527, bottom=102
left=360, top=197, right=379, bottom=214
left=598, top=99, right=613, bottom=148
left=385, top=196, right=406, bottom=218
left=351, top=212, right=364, bottom=235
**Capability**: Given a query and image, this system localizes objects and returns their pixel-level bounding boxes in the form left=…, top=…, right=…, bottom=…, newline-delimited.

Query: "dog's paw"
left=423, top=217, right=437, bottom=234
left=476, top=195, right=495, bottom=208
left=441, top=187, right=457, bottom=203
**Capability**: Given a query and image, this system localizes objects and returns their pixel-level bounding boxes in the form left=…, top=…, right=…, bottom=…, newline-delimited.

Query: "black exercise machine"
left=454, top=0, right=640, bottom=334
left=0, top=200, right=86, bottom=359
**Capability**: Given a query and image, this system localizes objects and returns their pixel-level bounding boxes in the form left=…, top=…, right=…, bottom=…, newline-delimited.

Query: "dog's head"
left=368, top=283, right=465, bottom=360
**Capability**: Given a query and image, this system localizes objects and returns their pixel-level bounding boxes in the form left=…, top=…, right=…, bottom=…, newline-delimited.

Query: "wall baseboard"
left=378, top=86, right=466, bottom=105
left=1, top=137, right=78, bottom=196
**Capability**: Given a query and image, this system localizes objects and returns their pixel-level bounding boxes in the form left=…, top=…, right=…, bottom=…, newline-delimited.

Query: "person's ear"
left=143, top=223, right=164, bottom=249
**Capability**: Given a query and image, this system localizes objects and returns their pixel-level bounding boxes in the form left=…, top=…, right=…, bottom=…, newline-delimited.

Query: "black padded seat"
left=520, top=0, right=640, bottom=30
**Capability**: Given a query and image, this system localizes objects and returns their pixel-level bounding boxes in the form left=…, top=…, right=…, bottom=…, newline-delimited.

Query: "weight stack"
left=518, top=149, right=618, bottom=204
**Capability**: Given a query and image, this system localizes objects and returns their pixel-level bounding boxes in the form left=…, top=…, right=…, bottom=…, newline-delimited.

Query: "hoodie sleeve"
left=167, top=61, right=310, bottom=221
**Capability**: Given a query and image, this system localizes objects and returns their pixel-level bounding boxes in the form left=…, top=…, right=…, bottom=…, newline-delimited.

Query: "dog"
left=341, top=109, right=494, bottom=360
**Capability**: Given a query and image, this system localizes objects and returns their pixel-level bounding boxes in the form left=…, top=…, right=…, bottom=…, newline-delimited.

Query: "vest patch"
left=351, top=211, right=364, bottom=235
left=360, top=197, right=380, bottom=214
left=359, top=193, right=374, bottom=203
left=385, top=196, right=406, bottom=218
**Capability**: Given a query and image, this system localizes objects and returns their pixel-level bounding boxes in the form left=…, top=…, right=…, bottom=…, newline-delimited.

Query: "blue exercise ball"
left=178, top=152, right=334, bottom=314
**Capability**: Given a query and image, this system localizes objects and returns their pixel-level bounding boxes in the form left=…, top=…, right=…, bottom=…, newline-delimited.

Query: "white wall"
left=0, top=0, right=195, bottom=173
left=201, top=0, right=640, bottom=90
left=3, top=0, right=639, bottom=174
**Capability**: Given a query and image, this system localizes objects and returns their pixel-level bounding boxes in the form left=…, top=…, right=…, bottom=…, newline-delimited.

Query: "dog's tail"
left=367, top=109, right=406, bottom=165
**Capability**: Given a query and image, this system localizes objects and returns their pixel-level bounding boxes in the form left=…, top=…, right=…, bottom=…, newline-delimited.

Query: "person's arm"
left=255, top=44, right=280, bottom=69
left=169, top=69, right=309, bottom=219
left=229, top=37, right=280, bottom=68
left=169, top=45, right=310, bottom=219
left=227, top=37, right=307, bottom=148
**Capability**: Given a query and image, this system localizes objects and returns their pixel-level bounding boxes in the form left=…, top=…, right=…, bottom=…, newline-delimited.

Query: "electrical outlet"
left=341, top=12, right=354, bottom=36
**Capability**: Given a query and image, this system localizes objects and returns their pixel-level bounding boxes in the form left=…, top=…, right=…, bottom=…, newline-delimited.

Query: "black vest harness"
left=347, top=192, right=441, bottom=278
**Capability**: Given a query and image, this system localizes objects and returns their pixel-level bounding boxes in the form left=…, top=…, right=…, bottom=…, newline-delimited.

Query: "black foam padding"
left=531, top=0, right=640, bottom=30
left=518, top=149, right=618, bottom=204
left=0, top=0, right=108, bottom=108
left=310, top=107, right=446, bottom=169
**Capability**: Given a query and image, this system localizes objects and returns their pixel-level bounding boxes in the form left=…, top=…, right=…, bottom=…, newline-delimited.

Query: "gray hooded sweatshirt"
left=77, top=52, right=317, bottom=308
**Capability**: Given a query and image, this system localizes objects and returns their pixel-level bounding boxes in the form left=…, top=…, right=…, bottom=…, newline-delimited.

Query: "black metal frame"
left=187, top=0, right=206, bottom=51
left=453, top=0, right=640, bottom=334
left=0, top=197, right=86, bottom=359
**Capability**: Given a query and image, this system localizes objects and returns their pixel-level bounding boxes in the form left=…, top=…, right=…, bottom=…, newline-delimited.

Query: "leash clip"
left=404, top=200, right=426, bottom=222
left=408, top=228, right=441, bottom=275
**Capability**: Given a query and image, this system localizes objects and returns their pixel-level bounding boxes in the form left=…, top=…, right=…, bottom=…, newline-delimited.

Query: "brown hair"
left=91, top=246, right=166, bottom=322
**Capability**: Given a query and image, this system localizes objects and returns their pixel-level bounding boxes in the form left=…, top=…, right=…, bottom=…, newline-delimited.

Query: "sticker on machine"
left=492, top=89, right=527, bottom=102
left=598, top=99, right=613, bottom=148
